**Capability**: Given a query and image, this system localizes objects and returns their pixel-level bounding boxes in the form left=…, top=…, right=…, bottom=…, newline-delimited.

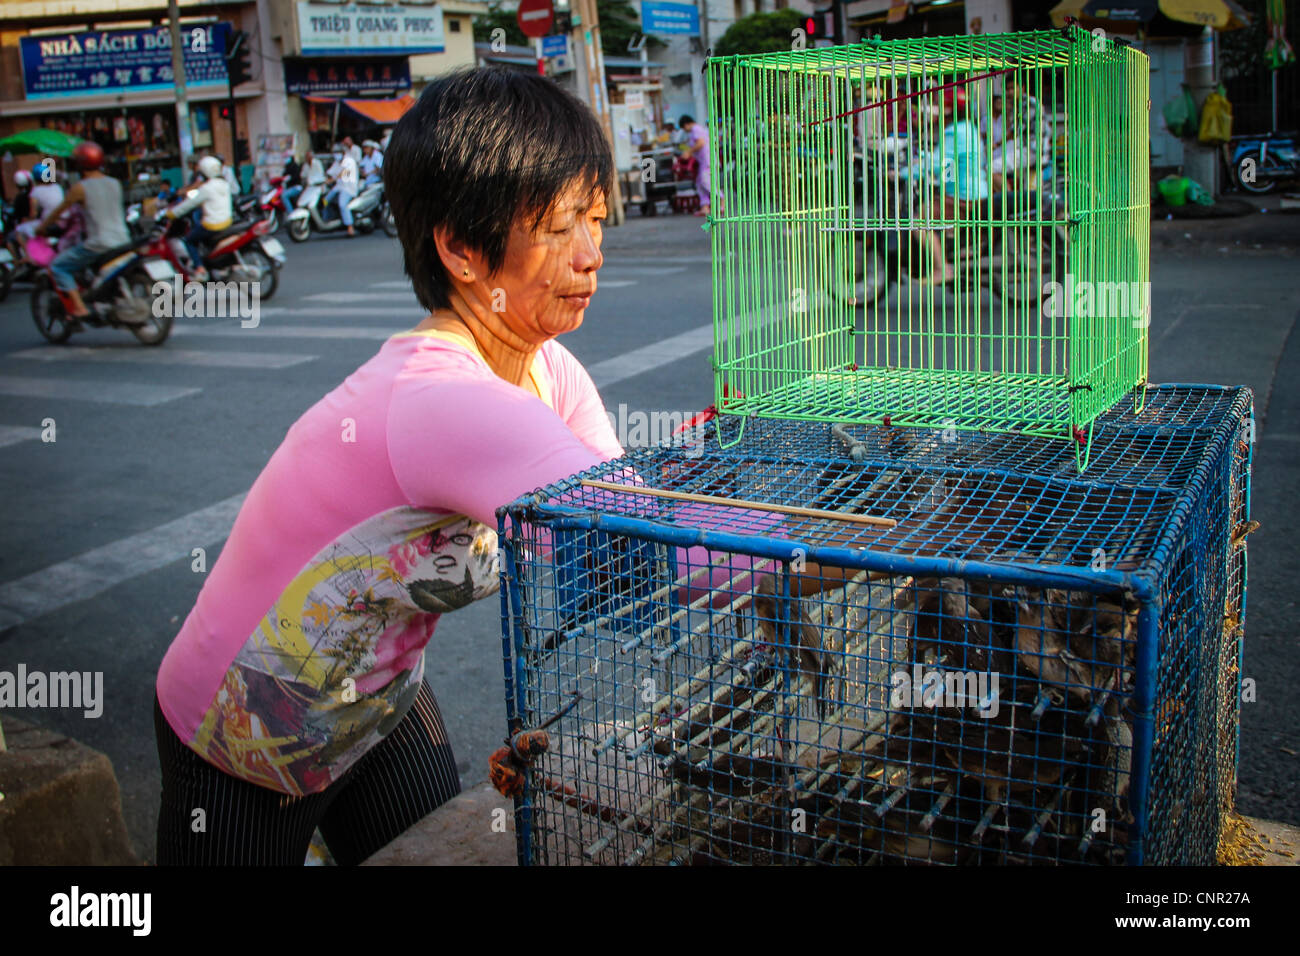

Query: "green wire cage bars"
left=705, top=27, right=1150, bottom=468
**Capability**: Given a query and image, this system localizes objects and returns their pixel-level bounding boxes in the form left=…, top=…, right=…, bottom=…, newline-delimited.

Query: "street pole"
left=226, top=27, right=243, bottom=181
left=169, top=0, right=193, bottom=174
left=576, top=0, right=625, bottom=225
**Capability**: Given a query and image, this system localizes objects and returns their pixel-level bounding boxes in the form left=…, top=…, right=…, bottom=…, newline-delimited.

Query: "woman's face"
left=477, top=179, right=608, bottom=342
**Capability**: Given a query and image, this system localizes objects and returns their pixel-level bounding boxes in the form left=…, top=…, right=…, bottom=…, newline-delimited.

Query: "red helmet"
left=72, top=140, right=105, bottom=172
left=943, top=88, right=967, bottom=115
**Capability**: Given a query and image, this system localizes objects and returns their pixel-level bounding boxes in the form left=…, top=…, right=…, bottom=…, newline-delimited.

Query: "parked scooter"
left=29, top=234, right=177, bottom=346
left=286, top=180, right=386, bottom=242
left=1227, top=131, right=1300, bottom=195
left=145, top=215, right=287, bottom=300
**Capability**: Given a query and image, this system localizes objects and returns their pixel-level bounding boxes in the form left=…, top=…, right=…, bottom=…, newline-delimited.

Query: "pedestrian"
left=678, top=114, right=710, bottom=217
left=152, top=65, right=625, bottom=865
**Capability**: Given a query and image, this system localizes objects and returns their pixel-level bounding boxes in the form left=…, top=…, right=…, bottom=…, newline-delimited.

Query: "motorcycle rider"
left=359, top=140, right=383, bottom=188
left=324, top=148, right=360, bottom=237
left=35, top=141, right=131, bottom=322
left=13, top=166, right=65, bottom=247
left=6, top=170, right=33, bottom=255
left=164, top=154, right=233, bottom=281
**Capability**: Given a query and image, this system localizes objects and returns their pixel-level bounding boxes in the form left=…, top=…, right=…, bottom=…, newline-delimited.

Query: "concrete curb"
left=0, top=716, right=138, bottom=866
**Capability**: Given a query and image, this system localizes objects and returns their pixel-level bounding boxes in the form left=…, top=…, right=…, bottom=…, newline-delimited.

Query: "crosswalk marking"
left=0, top=376, right=201, bottom=406
left=9, top=346, right=317, bottom=369
left=0, top=425, right=42, bottom=449
left=0, top=494, right=248, bottom=632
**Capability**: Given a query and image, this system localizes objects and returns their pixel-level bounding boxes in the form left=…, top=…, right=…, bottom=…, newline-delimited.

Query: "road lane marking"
left=585, top=299, right=786, bottom=388
left=586, top=324, right=715, bottom=387
left=174, top=326, right=397, bottom=340
left=0, top=376, right=201, bottom=406
left=0, top=494, right=248, bottom=632
left=250, top=307, right=429, bottom=318
left=0, top=425, right=42, bottom=448
left=9, top=346, right=317, bottom=369
left=302, top=292, right=423, bottom=302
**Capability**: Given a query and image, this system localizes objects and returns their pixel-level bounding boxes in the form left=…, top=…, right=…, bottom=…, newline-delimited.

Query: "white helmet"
left=198, top=155, right=223, bottom=180
left=14, top=170, right=32, bottom=188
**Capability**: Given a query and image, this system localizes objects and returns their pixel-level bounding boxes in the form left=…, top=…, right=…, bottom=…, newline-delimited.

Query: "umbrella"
left=1051, top=0, right=1250, bottom=31
left=0, top=128, right=83, bottom=159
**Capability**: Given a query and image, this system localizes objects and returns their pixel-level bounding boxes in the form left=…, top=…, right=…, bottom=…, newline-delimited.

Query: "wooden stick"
left=579, top=480, right=898, bottom=528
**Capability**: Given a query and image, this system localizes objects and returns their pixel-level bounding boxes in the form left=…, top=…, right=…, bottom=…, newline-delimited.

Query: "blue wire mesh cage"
left=497, top=384, right=1252, bottom=865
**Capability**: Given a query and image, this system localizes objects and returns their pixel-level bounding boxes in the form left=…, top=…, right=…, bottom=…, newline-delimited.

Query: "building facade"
left=0, top=0, right=486, bottom=199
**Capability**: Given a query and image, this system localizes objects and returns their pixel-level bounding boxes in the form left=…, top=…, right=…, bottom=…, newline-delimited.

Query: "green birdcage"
left=705, top=27, right=1150, bottom=468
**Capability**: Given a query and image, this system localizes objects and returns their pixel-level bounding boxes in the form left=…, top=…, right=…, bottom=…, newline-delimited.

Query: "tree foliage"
left=472, top=1, right=666, bottom=57
left=714, top=9, right=804, bottom=57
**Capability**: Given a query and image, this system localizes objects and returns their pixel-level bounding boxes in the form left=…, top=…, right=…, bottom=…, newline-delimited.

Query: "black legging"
left=154, top=680, right=461, bottom=865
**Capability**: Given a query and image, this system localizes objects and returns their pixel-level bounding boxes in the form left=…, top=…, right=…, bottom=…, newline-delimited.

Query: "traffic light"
left=226, top=28, right=253, bottom=87
left=218, top=104, right=232, bottom=120
left=811, top=8, right=841, bottom=44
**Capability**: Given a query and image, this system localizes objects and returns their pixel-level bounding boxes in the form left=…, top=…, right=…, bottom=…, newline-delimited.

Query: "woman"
left=678, top=114, right=710, bottom=217
left=153, top=67, right=623, bottom=865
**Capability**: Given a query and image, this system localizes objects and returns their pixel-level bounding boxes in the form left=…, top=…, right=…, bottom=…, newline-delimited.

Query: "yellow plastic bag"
left=1199, top=87, right=1233, bottom=146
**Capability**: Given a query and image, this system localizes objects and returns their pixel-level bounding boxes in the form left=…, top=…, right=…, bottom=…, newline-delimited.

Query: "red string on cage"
left=808, top=66, right=1017, bottom=126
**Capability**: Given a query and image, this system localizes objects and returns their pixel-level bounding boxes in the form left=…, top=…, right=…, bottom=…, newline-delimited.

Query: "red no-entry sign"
left=517, top=0, right=554, bottom=38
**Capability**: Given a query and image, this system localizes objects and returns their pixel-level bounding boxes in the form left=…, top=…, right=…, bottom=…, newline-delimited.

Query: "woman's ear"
left=432, top=224, right=476, bottom=280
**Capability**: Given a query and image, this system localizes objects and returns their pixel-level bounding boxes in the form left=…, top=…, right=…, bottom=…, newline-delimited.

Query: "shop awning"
left=303, top=94, right=415, bottom=125
left=1050, top=0, right=1251, bottom=30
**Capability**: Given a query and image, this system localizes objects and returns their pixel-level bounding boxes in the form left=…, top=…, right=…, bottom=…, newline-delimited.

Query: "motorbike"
left=827, top=144, right=1069, bottom=308
left=3, top=206, right=84, bottom=301
left=29, top=234, right=177, bottom=346
left=1227, top=131, right=1300, bottom=195
left=144, top=214, right=287, bottom=301
left=286, top=180, right=393, bottom=242
left=235, top=175, right=291, bottom=234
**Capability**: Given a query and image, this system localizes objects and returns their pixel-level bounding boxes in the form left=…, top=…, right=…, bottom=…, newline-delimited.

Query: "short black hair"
left=385, top=67, right=614, bottom=313
left=678, top=115, right=694, bottom=127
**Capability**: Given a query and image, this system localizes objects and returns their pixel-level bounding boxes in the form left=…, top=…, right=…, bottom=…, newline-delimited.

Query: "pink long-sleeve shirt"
left=156, top=330, right=625, bottom=796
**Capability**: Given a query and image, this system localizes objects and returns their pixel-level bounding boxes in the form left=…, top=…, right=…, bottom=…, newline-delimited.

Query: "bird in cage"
left=752, top=574, right=837, bottom=720
left=1011, top=587, right=1137, bottom=705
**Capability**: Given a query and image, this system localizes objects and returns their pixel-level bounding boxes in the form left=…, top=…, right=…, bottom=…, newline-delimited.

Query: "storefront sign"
left=284, top=59, right=412, bottom=95
left=640, top=1, right=700, bottom=36
left=20, top=23, right=230, bottom=99
left=297, top=2, right=445, bottom=56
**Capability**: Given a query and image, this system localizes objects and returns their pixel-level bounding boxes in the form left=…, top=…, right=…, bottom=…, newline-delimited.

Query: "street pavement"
left=0, top=208, right=1296, bottom=862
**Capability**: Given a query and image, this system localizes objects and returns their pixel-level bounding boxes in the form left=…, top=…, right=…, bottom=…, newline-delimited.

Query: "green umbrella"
left=0, top=128, right=83, bottom=159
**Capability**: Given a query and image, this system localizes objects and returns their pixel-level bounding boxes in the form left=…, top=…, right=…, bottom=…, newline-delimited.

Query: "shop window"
left=449, top=18, right=461, bottom=32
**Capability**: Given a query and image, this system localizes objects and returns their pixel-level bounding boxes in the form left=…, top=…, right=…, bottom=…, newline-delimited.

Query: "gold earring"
left=462, top=268, right=470, bottom=277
